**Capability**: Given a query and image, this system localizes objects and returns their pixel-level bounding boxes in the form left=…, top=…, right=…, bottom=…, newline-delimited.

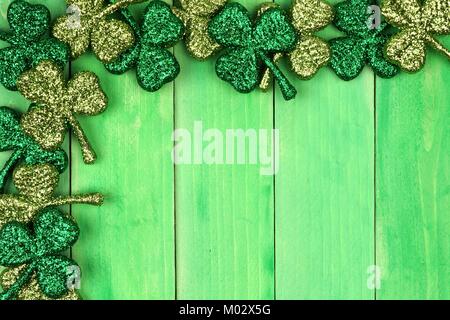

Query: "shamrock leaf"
left=0, top=163, right=103, bottom=229
left=172, top=0, right=227, bottom=60
left=329, top=0, right=399, bottom=80
left=105, top=0, right=184, bottom=92
left=17, top=60, right=108, bottom=164
left=1, top=265, right=80, bottom=300
left=382, top=0, right=450, bottom=72
left=0, top=208, right=79, bottom=300
left=0, top=0, right=69, bottom=90
left=0, top=106, right=68, bottom=192
left=260, top=0, right=334, bottom=90
left=52, top=0, right=144, bottom=63
left=208, top=3, right=298, bottom=100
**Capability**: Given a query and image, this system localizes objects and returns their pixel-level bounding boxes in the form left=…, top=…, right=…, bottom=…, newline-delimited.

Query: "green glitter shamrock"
left=0, top=106, right=68, bottom=192
left=0, top=0, right=69, bottom=90
left=208, top=3, right=298, bottom=101
left=329, top=0, right=399, bottom=80
left=105, top=0, right=184, bottom=92
left=0, top=163, right=103, bottom=230
left=382, top=0, right=450, bottom=72
left=172, top=0, right=227, bottom=60
left=53, top=0, right=144, bottom=63
left=0, top=208, right=80, bottom=300
left=17, top=60, right=108, bottom=164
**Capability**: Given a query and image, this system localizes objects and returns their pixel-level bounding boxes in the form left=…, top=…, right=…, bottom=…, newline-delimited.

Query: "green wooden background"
left=0, top=0, right=449, bottom=300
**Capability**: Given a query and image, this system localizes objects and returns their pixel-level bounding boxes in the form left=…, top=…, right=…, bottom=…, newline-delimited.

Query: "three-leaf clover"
left=105, top=0, right=184, bottom=92
left=53, top=0, right=144, bottom=63
left=17, top=60, right=108, bottom=164
left=329, top=0, right=399, bottom=80
left=1, top=264, right=80, bottom=300
left=0, top=208, right=80, bottom=300
left=172, top=0, right=227, bottom=60
left=0, top=106, right=68, bottom=192
left=260, top=0, right=334, bottom=90
left=382, top=0, right=450, bottom=72
left=0, top=0, right=69, bottom=90
left=0, top=163, right=103, bottom=229
left=208, top=3, right=298, bottom=101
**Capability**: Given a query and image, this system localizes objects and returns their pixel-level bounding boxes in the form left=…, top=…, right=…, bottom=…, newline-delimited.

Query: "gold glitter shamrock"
left=1, top=262, right=80, bottom=300
left=260, top=0, right=334, bottom=90
left=17, top=60, right=108, bottom=164
left=0, top=163, right=103, bottom=229
left=172, top=0, right=227, bottom=60
left=53, top=0, right=144, bottom=62
left=382, top=0, right=450, bottom=72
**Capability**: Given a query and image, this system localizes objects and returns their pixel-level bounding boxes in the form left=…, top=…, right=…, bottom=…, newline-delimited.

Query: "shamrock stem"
left=426, top=35, right=450, bottom=60
left=260, top=53, right=284, bottom=91
left=46, top=193, right=104, bottom=208
left=0, top=264, right=35, bottom=301
left=66, top=113, right=96, bottom=164
left=98, top=0, right=143, bottom=19
left=258, top=52, right=297, bottom=101
left=0, top=149, right=23, bottom=193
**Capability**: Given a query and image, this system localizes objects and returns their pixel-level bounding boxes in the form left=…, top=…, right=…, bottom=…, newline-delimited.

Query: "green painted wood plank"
left=376, top=37, right=450, bottom=300
left=274, top=0, right=375, bottom=300
left=174, top=0, right=275, bottom=299
left=71, top=2, right=175, bottom=300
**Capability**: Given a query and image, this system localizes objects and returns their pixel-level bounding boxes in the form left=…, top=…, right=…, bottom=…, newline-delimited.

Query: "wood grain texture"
left=274, top=0, right=375, bottom=300
left=0, top=0, right=448, bottom=301
left=71, top=2, right=175, bottom=300
left=376, top=37, right=450, bottom=300
left=174, top=0, right=275, bottom=300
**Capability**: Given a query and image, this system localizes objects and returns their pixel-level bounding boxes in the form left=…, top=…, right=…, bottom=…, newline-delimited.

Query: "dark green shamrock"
left=0, top=106, right=67, bottom=192
left=208, top=3, right=298, bottom=101
left=105, top=0, right=184, bottom=92
left=329, top=0, right=399, bottom=80
left=0, top=0, right=69, bottom=90
left=0, top=208, right=79, bottom=300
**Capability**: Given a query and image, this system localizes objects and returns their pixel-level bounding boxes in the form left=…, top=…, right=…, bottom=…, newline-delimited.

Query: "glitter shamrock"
left=329, top=0, right=399, bottom=80
left=1, top=265, right=80, bottom=300
left=260, top=0, right=334, bottom=90
left=52, top=0, right=144, bottom=63
left=105, top=0, right=184, bottom=92
left=17, top=60, right=108, bottom=164
left=0, top=0, right=69, bottom=91
left=0, top=163, right=103, bottom=229
left=0, top=208, right=80, bottom=300
left=0, top=106, right=67, bottom=192
left=172, top=0, right=227, bottom=60
left=382, top=0, right=450, bottom=72
left=208, top=3, right=298, bottom=100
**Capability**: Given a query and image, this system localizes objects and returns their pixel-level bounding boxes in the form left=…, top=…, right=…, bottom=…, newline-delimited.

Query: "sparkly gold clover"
left=1, top=265, right=80, bottom=300
left=382, top=0, right=450, bottom=72
left=173, top=0, right=227, bottom=60
left=260, top=0, right=334, bottom=90
left=17, top=60, right=107, bottom=164
left=53, top=0, right=144, bottom=62
left=0, top=163, right=103, bottom=229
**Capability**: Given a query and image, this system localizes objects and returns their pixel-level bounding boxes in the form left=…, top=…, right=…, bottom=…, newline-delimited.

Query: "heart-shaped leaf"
left=7, top=0, right=49, bottom=43
left=137, top=47, right=180, bottom=92
left=0, top=222, right=35, bottom=266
